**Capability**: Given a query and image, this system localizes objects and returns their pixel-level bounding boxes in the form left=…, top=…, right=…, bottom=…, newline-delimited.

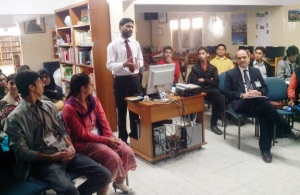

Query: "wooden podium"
left=127, top=93, right=207, bottom=163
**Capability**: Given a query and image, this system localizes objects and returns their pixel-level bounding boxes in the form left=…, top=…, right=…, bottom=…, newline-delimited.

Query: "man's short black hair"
left=163, top=46, right=173, bottom=53
left=286, top=45, right=299, bottom=57
left=217, top=44, right=227, bottom=51
left=15, top=70, right=40, bottom=98
left=119, top=18, right=134, bottom=26
left=255, top=46, right=266, bottom=54
left=198, top=47, right=208, bottom=53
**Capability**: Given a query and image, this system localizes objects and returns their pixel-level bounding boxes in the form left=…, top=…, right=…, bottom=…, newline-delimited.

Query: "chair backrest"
left=218, top=72, right=226, bottom=93
left=264, top=77, right=287, bottom=101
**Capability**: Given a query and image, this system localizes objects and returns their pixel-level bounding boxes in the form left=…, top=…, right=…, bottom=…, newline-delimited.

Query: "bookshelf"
left=0, top=35, right=22, bottom=73
left=55, top=0, right=117, bottom=130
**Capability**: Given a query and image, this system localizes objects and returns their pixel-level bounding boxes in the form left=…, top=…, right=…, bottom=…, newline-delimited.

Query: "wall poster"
left=231, top=13, right=247, bottom=45
left=255, top=11, right=271, bottom=46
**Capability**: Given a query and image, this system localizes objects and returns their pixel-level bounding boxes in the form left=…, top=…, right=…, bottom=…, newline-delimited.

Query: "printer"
left=175, top=83, right=202, bottom=97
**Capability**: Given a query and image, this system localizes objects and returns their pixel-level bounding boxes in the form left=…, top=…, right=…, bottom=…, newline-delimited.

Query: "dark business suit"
left=249, top=60, right=275, bottom=77
left=224, top=67, right=291, bottom=153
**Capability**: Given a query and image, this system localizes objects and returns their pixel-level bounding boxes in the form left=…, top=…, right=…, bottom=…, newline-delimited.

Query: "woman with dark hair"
left=63, top=73, right=136, bottom=194
left=0, top=73, right=7, bottom=100
left=0, top=74, right=20, bottom=112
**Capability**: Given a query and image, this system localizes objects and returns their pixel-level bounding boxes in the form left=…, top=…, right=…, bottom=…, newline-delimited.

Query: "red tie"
left=125, top=40, right=133, bottom=63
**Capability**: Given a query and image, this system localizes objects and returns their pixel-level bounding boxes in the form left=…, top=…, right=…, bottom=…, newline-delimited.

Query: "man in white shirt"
left=249, top=46, right=274, bottom=78
left=106, top=18, right=143, bottom=143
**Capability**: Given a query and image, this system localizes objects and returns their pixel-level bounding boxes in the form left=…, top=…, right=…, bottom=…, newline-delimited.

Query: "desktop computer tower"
left=175, top=123, right=202, bottom=148
left=153, top=124, right=167, bottom=156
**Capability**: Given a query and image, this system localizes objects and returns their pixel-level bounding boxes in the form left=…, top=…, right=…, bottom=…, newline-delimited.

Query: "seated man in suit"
left=277, top=45, right=299, bottom=81
left=188, top=47, right=224, bottom=135
left=249, top=46, right=274, bottom=78
left=225, top=49, right=300, bottom=163
left=4, top=70, right=111, bottom=194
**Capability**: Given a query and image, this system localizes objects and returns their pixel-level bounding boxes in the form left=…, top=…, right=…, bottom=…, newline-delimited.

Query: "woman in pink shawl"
left=63, top=73, right=136, bottom=194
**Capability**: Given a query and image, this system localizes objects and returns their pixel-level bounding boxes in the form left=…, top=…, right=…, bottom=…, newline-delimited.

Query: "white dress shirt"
left=253, top=60, right=267, bottom=78
left=106, top=37, right=143, bottom=75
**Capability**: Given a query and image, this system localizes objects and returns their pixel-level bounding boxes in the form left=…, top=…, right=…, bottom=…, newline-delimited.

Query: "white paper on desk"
left=244, top=96, right=267, bottom=99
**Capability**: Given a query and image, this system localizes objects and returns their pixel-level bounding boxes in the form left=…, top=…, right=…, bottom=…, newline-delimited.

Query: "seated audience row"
left=1, top=70, right=136, bottom=194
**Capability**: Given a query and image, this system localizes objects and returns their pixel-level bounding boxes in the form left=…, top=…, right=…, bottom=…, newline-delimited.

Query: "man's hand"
left=198, top=78, right=204, bottom=82
left=123, top=57, right=139, bottom=72
left=107, top=137, right=120, bottom=150
left=166, top=56, right=173, bottom=64
left=288, top=100, right=295, bottom=107
left=51, top=148, right=75, bottom=164
left=242, top=90, right=262, bottom=98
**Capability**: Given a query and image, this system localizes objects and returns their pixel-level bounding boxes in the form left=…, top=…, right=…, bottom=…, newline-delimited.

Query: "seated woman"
left=0, top=73, right=7, bottom=100
left=38, top=68, right=64, bottom=111
left=0, top=73, right=20, bottom=113
left=63, top=73, right=136, bottom=194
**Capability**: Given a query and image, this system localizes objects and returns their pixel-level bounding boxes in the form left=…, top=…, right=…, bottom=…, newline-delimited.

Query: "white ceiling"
left=0, top=0, right=297, bottom=28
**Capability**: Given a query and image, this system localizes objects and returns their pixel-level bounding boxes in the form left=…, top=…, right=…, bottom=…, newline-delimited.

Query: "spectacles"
left=0, top=79, right=6, bottom=82
left=40, top=75, right=50, bottom=79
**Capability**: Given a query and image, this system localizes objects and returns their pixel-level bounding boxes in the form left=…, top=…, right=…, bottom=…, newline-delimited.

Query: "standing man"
left=4, top=70, right=111, bottom=194
left=106, top=18, right=143, bottom=143
left=224, top=50, right=300, bottom=163
left=188, top=47, right=224, bottom=135
left=277, top=45, right=299, bottom=81
left=157, top=46, right=181, bottom=84
left=249, top=46, right=274, bottom=78
left=210, top=43, right=234, bottom=75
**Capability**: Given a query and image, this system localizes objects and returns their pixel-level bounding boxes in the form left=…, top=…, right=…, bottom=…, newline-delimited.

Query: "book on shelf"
left=62, top=81, right=70, bottom=96
left=81, top=8, right=90, bottom=24
left=59, top=47, right=74, bottom=63
left=74, top=30, right=92, bottom=45
left=76, top=47, right=93, bottom=65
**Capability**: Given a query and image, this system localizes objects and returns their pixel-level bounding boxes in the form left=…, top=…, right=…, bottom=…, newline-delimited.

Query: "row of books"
left=74, top=30, right=92, bottom=45
left=59, top=47, right=74, bottom=63
left=76, top=47, right=93, bottom=65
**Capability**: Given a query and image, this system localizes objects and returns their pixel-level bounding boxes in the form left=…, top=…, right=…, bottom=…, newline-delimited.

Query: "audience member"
left=63, top=73, right=136, bottom=194
left=157, top=46, right=181, bottom=84
left=38, top=68, right=64, bottom=111
left=210, top=43, right=234, bottom=74
left=277, top=45, right=299, bottom=81
left=288, top=67, right=300, bottom=106
left=224, top=49, right=300, bottom=163
left=249, top=46, right=274, bottom=78
left=106, top=18, right=143, bottom=143
left=0, top=73, right=7, bottom=100
left=18, top=65, right=30, bottom=73
left=4, top=70, right=111, bottom=194
left=188, top=47, right=224, bottom=135
left=0, top=74, right=20, bottom=112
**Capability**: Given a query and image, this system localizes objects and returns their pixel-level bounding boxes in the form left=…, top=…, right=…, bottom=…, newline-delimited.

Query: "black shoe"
left=289, top=128, right=300, bottom=139
left=211, top=125, right=223, bottom=135
left=261, top=152, right=272, bottom=163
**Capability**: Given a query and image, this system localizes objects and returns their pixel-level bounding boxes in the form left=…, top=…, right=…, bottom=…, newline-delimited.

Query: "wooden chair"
left=274, top=56, right=284, bottom=76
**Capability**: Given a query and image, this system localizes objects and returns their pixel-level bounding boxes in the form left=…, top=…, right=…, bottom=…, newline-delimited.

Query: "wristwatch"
left=240, top=93, right=244, bottom=98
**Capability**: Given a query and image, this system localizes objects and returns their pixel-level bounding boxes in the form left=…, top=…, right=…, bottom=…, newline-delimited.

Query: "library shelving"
left=55, top=0, right=117, bottom=130
left=0, top=35, right=22, bottom=74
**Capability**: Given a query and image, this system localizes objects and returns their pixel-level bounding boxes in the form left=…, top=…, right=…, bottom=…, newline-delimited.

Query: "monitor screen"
left=265, top=46, right=286, bottom=59
left=238, top=46, right=254, bottom=54
left=206, top=46, right=217, bottom=54
left=146, top=64, right=175, bottom=99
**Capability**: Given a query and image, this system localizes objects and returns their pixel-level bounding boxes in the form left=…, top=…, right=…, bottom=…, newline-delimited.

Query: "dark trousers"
left=201, top=88, right=224, bottom=126
left=114, top=76, right=141, bottom=142
left=31, top=153, right=111, bottom=195
left=235, top=97, right=291, bottom=153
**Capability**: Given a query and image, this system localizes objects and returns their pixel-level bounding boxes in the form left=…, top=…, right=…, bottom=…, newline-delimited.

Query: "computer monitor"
left=146, top=64, right=175, bottom=100
left=265, top=46, right=286, bottom=60
left=206, top=46, right=217, bottom=54
left=238, top=46, right=254, bottom=54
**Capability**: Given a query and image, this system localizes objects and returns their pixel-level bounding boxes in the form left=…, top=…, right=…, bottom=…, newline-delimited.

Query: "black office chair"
left=219, top=72, right=259, bottom=149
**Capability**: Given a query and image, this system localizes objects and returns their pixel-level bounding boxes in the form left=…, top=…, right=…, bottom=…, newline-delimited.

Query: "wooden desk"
left=128, top=93, right=207, bottom=163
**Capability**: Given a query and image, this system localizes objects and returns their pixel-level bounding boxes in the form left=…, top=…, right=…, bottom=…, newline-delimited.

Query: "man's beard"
left=122, top=30, right=132, bottom=38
